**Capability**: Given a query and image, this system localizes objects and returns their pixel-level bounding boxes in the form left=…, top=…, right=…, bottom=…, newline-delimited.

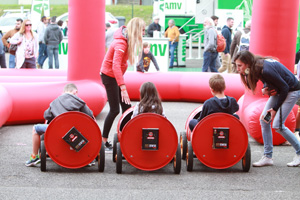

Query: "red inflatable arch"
left=0, top=0, right=107, bottom=127
left=237, top=0, right=300, bottom=145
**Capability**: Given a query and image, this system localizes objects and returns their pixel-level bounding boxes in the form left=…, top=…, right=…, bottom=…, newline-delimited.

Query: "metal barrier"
left=186, top=30, right=204, bottom=60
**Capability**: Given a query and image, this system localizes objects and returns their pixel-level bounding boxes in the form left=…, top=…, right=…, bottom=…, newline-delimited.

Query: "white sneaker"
left=253, top=156, right=273, bottom=167
left=287, top=154, right=300, bottom=167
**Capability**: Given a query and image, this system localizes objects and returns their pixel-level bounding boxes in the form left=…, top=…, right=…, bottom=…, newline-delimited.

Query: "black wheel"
left=186, top=141, right=193, bottom=172
left=116, top=142, right=122, bottom=174
left=98, top=142, right=105, bottom=172
left=113, top=133, right=118, bottom=162
left=173, top=143, right=181, bottom=174
left=39, top=134, right=45, bottom=154
left=242, top=142, right=251, bottom=172
left=40, top=141, right=46, bottom=172
left=180, top=132, right=187, bottom=160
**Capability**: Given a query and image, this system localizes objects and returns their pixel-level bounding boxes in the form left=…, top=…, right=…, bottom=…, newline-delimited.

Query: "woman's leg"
left=101, top=74, right=120, bottom=140
left=260, top=96, right=278, bottom=158
left=273, top=91, right=300, bottom=155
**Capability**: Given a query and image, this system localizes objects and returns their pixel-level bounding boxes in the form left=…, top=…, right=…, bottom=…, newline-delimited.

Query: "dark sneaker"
left=105, top=141, right=113, bottom=152
left=25, top=154, right=41, bottom=167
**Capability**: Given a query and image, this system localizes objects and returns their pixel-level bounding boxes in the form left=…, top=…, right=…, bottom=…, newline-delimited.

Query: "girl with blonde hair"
left=10, top=19, right=39, bottom=69
left=100, top=17, right=145, bottom=150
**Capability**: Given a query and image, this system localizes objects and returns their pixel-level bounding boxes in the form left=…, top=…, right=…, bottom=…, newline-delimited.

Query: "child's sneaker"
left=105, top=141, right=113, bottom=152
left=25, top=154, right=41, bottom=167
left=287, top=154, right=300, bottom=167
left=252, top=155, right=273, bottom=167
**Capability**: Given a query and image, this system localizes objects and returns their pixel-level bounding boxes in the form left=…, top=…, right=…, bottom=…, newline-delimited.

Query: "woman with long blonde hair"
left=10, top=19, right=39, bottom=69
left=100, top=17, right=145, bottom=150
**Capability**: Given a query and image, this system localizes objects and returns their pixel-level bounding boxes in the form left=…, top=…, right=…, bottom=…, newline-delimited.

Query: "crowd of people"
left=0, top=16, right=66, bottom=69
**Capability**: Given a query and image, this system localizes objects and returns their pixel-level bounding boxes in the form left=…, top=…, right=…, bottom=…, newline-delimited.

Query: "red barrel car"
left=113, top=107, right=181, bottom=174
left=40, top=111, right=105, bottom=172
left=180, top=106, right=251, bottom=172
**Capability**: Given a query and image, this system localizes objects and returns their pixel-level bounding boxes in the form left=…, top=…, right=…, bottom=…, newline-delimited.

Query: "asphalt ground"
left=1, top=101, right=300, bottom=200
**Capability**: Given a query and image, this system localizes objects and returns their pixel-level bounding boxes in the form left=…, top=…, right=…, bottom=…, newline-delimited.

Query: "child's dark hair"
left=138, top=82, right=163, bottom=115
left=209, top=74, right=226, bottom=93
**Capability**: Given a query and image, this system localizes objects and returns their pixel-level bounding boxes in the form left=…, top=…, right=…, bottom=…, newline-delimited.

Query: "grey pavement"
left=1, top=101, right=300, bottom=200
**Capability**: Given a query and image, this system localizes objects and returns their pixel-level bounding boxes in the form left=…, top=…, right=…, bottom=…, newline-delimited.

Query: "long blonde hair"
left=126, top=17, right=145, bottom=65
left=19, top=19, right=34, bottom=38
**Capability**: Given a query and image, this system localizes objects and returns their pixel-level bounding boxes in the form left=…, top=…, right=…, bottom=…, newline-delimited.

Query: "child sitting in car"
left=189, top=74, right=239, bottom=131
left=132, top=82, right=165, bottom=118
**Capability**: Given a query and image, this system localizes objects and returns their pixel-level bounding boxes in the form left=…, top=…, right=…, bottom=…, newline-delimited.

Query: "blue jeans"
left=169, top=41, right=178, bottom=67
left=34, top=124, right=49, bottom=135
left=38, top=43, right=48, bottom=67
left=202, top=51, right=218, bottom=72
left=47, top=45, right=59, bottom=69
left=9, top=54, right=16, bottom=68
left=260, top=90, right=300, bottom=158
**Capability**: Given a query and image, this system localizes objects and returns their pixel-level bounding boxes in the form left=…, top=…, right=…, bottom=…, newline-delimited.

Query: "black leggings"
left=101, top=73, right=131, bottom=138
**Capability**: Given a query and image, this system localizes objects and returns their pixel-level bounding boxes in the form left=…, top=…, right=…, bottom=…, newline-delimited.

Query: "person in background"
left=230, top=20, right=251, bottom=73
left=105, top=23, right=117, bottom=52
left=147, top=16, right=161, bottom=38
left=211, top=15, right=221, bottom=70
left=0, top=31, right=7, bottom=68
left=189, top=74, right=239, bottom=131
left=100, top=17, right=145, bottom=151
left=218, top=17, right=234, bottom=73
left=2, top=18, right=23, bottom=68
left=63, top=19, right=68, bottom=36
left=136, top=42, right=159, bottom=73
left=202, top=17, right=218, bottom=72
left=132, top=82, right=165, bottom=118
left=164, top=19, right=180, bottom=69
left=10, top=19, right=39, bottom=69
left=44, top=16, right=63, bottom=69
left=211, top=15, right=219, bottom=29
left=36, top=16, right=48, bottom=69
left=57, top=20, right=64, bottom=35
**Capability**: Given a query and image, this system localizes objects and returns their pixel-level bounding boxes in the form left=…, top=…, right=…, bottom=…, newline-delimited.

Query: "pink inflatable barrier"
left=125, top=72, right=244, bottom=102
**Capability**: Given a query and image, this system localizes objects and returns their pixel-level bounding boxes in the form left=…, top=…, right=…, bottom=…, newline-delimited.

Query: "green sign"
left=150, top=44, right=167, bottom=57
left=59, top=42, right=68, bottom=55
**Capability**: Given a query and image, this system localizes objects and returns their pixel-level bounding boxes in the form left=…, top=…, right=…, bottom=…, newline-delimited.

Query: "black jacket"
left=221, top=25, right=232, bottom=54
left=147, top=22, right=161, bottom=37
left=261, top=59, right=300, bottom=111
left=198, top=96, right=239, bottom=121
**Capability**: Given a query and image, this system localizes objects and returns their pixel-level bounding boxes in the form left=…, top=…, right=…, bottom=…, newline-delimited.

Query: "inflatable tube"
left=0, top=85, right=13, bottom=127
left=2, top=80, right=106, bottom=125
left=125, top=72, right=244, bottom=102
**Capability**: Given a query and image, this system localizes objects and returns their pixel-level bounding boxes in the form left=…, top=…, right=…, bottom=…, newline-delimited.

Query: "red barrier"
left=0, top=85, right=12, bottom=127
left=125, top=72, right=244, bottom=102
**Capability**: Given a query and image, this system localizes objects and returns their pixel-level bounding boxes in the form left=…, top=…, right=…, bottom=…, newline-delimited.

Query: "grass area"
left=0, top=4, right=153, bottom=26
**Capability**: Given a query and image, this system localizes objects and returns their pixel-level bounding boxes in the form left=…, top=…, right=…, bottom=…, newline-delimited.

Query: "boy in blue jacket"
left=189, top=74, right=239, bottom=131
